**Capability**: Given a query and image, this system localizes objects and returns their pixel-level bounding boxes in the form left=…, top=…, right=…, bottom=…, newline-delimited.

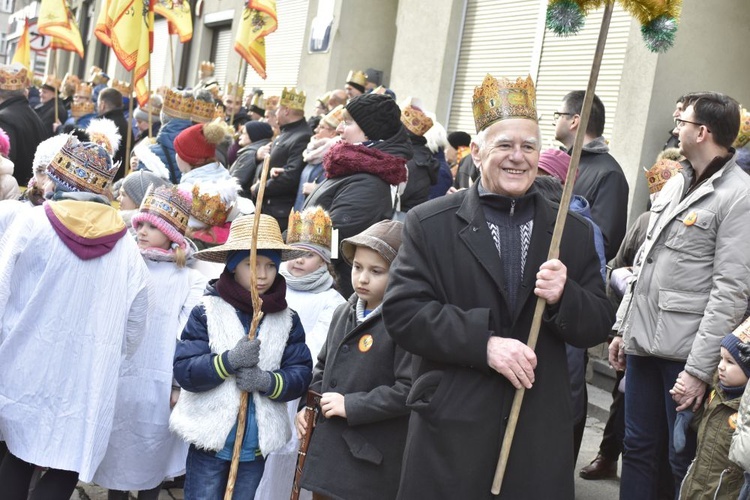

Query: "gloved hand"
left=226, top=337, right=261, bottom=371
left=673, top=409, right=695, bottom=453
left=236, top=366, right=273, bottom=394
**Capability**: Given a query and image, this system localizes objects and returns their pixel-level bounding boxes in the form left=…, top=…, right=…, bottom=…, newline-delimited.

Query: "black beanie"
left=345, top=93, right=402, bottom=141
left=448, top=131, right=472, bottom=149
left=244, top=121, right=274, bottom=143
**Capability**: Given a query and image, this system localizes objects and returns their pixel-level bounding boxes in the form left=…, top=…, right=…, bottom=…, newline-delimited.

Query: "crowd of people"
left=1, top=57, right=750, bottom=500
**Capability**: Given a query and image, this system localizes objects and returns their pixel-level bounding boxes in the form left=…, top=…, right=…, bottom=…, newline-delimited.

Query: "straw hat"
left=194, top=214, right=294, bottom=263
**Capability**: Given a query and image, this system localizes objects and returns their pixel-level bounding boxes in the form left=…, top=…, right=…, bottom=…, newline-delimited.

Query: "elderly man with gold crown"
left=0, top=135, right=149, bottom=499
left=382, top=74, right=614, bottom=499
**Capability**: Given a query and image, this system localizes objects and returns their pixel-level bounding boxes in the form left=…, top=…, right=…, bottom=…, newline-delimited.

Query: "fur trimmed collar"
left=323, top=141, right=407, bottom=185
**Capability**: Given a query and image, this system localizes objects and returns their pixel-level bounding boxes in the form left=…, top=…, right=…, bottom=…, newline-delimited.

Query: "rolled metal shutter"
left=212, top=26, right=233, bottom=89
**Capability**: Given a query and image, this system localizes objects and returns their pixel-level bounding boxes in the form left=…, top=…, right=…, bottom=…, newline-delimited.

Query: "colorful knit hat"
left=173, top=120, right=228, bottom=166
left=47, top=136, right=117, bottom=194
left=340, top=219, right=403, bottom=266
left=132, top=185, right=192, bottom=249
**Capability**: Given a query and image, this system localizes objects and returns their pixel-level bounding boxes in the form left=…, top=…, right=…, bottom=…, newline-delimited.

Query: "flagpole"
left=229, top=59, right=245, bottom=128
left=147, top=62, right=152, bottom=139
left=53, top=49, right=59, bottom=125
left=124, top=72, right=135, bottom=176
left=168, top=33, right=175, bottom=87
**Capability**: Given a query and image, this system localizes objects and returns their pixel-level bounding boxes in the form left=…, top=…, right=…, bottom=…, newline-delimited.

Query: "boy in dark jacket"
left=295, top=220, right=412, bottom=500
left=170, top=214, right=312, bottom=499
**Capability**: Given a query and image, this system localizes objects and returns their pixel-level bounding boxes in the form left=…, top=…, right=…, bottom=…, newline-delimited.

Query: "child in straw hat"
left=93, top=185, right=207, bottom=498
left=295, top=219, right=412, bottom=500
left=170, top=214, right=312, bottom=499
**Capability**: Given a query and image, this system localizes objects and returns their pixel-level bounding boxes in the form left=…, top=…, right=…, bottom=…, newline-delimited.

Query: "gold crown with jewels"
left=191, top=98, right=217, bottom=124
left=200, top=61, right=215, bottom=76
left=734, top=107, right=750, bottom=148
left=287, top=207, right=333, bottom=250
left=71, top=100, right=95, bottom=118
left=0, top=64, right=28, bottom=91
left=401, top=104, right=434, bottom=137
left=191, top=183, right=234, bottom=227
left=140, top=185, right=192, bottom=236
left=644, top=159, right=683, bottom=194
left=346, top=70, right=366, bottom=87
left=226, top=82, right=244, bottom=99
left=110, top=79, right=132, bottom=97
left=472, top=74, right=537, bottom=132
left=75, top=82, right=93, bottom=99
left=280, top=87, right=306, bottom=111
left=163, top=88, right=194, bottom=120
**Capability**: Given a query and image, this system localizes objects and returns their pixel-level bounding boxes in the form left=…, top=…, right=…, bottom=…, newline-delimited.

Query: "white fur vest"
left=170, top=296, right=293, bottom=455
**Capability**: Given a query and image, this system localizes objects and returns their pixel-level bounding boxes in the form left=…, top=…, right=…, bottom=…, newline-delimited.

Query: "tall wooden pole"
left=53, top=49, right=59, bottom=125
left=229, top=59, right=245, bottom=128
left=490, top=1, right=615, bottom=495
left=168, top=33, right=175, bottom=88
left=124, top=72, right=135, bottom=177
left=147, top=62, right=152, bottom=139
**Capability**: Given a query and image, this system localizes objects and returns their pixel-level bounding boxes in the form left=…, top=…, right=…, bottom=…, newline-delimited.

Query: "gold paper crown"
left=213, top=105, right=225, bottom=121
left=62, top=73, right=80, bottom=88
left=191, top=184, right=233, bottom=227
left=139, top=185, right=192, bottom=237
left=46, top=137, right=118, bottom=195
left=71, top=101, right=95, bottom=118
left=280, top=87, right=306, bottom=111
left=89, top=66, right=102, bottom=78
left=226, top=82, right=244, bottom=98
left=472, top=74, right=537, bottom=132
left=249, top=92, right=266, bottom=112
left=163, top=89, right=194, bottom=120
left=191, top=98, right=217, bottom=124
left=200, top=61, right=215, bottom=76
left=321, top=104, right=345, bottom=129
left=401, top=105, right=434, bottom=137
left=206, top=82, right=221, bottom=99
left=733, top=316, right=750, bottom=344
left=346, top=70, right=367, bottom=87
left=0, top=64, right=28, bottom=91
left=644, top=159, right=682, bottom=194
left=43, top=75, right=61, bottom=90
left=734, top=107, right=750, bottom=148
left=317, top=92, right=331, bottom=107
left=110, top=79, right=132, bottom=97
left=75, top=82, right=93, bottom=99
left=287, top=207, right=333, bottom=251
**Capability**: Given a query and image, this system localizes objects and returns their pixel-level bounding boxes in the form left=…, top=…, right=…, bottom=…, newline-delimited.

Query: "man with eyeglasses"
left=609, top=91, right=750, bottom=499
left=554, top=91, right=628, bottom=262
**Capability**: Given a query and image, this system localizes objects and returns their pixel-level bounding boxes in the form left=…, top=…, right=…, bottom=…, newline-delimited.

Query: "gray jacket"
left=618, top=154, right=750, bottom=383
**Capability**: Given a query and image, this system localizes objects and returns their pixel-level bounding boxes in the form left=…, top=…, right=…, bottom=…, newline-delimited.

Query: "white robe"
left=93, top=259, right=208, bottom=490
left=255, top=279, right=345, bottom=500
left=0, top=206, right=150, bottom=482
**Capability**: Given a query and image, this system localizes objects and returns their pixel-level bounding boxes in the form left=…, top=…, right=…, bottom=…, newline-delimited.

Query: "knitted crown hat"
left=131, top=185, right=192, bottom=249
left=173, top=120, right=227, bottom=166
left=46, top=136, right=117, bottom=194
left=340, top=219, right=404, bottom=266
left=122, top=170, right=172, bottom=206
left=345, top=93, right=402, bottom=141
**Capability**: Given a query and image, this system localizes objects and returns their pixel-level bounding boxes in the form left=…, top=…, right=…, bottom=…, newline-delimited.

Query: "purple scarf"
left=214, top=269, right=288, bottom=314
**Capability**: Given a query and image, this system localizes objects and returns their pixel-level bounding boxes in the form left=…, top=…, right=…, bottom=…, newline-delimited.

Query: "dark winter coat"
left=33, top=98, right=67, bottom=137
left=300, top=295, right=412, bottom=500
left=229, top=138, right=271, bottom=197
left=145, top=117, right=192, bottom=183
left=382, top=183, right=614, bottom=500
left=453, top=153, right=478, bottom=189
left=571, top=138, right=629, bottom=261
left=400, top=134, right=439, bottom=212
left=0, top=95, right=47, bottom=186
left=258, top=118, right=312, bottom=229
left=428, top=149, right=453, bottom=200
left=100, top=108, right=131, bottom=181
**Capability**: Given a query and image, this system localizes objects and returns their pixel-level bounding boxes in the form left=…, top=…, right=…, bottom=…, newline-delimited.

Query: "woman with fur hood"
left=303, top=93, right=412, bottom=296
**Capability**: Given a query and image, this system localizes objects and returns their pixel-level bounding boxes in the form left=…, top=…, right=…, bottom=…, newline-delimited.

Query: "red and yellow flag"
left=11, top=19, right=31, bottom=70
left=94, top=0, right=153, bottom=106
left=37, top=0, right=85, bottom=58
left=234, top=0, right=278, bottom=80
left=154, top=0, right=192, bottom=43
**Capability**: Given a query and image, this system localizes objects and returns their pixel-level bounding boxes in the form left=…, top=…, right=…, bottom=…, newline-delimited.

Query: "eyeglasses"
left=674, top=117, right=711, bottom=133
left=553, top=112, right=574, bottom=121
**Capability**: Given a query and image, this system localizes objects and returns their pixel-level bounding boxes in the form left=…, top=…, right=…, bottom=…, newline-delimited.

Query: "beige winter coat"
left=618, top=154, right=750, bottom=383
left=0, top=157, right=20, bottom=201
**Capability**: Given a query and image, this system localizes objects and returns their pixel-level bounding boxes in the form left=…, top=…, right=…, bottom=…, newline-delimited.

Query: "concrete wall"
left=389, top=0, right=464, bottom=121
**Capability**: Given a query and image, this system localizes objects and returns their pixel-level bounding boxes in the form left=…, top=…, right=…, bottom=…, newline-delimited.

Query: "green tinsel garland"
left=546, top=0, right=586, bottom=36
left=641, top=15, right=678, bottom=53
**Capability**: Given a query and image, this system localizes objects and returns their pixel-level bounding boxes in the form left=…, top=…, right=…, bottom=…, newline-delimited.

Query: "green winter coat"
left=680, top=387, right=744, bottom=500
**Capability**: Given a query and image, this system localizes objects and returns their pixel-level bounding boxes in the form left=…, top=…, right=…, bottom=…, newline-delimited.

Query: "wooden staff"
left=52, top=49, right=59, bottom=125
left=490, top=1, right=614, bottom=495
left=224, top=155, right=271, bottom=500
left=168, top=32, right=175, bottom=88
left=147, top=61, right=152, bottom=139
left=229, top=59, right=245, bottom=128
left=124, top=72, right=135, bottom=177
left=291, top=390, right=322, bottom=500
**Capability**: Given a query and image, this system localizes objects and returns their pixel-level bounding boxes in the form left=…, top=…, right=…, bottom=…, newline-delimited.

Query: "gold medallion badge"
left=684, top=212, right=698, bottom=226
left=358, top=334, right=373, bottom=352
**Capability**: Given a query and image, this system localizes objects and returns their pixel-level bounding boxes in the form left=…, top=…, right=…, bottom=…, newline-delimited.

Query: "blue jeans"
left=620, top=355, right=698, bottom=500
left=184, top=445, right=265, bottom=500
left=739, top=472, right=750, bottom=500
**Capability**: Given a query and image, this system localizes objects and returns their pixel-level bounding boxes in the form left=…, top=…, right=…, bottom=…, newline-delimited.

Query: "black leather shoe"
left=579, top=454, right=618, bottom=480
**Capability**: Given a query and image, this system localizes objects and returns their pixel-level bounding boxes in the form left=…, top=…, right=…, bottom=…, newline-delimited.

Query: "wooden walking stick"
left=224, top=155, right=272, bottom=500
left=490, top=2, right=614, bottom=495
left=290, top=390, right=322, bottom=500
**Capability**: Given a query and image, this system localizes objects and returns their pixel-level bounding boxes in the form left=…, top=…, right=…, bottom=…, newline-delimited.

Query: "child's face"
left=136, top=221, right=171, bottom=250
left=234, top=254, right=277, bottom=295
left=718, top=346, right=749, bottom=387
left=351, top=247, right=389, bottom=310
left=287, top=252, right=325, bottom=277
left=119, top=190, right=138, bottom=210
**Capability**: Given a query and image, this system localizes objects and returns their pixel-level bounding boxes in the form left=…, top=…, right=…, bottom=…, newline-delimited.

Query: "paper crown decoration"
left=110, top=79, right=132, bottom=96
left=47, top=136, right=117, bottom=194
left=249, top=92, right=266, bottom=113
left=213, top=105, right=225, bottom=121
left=734, top=107, right=750, bottom=148
left=75, top=82, right=93, bottom=99
left=281, top=87, right=306, bottom=111
left=71, top=101, right=95, bottom=118
left=644, top=158, right=682, bottom=194
left=226, top=82, right=244, bottom=98
left=190, top=179, right=239, bottom=227
left=62, top=73, right=80, bottom=88
left=134, top=185, right=192, bottom=243
left=191, top=98, right=218, bottom=124
left=163, top=88, right=194, bottom=120
left=43, top=75, right=61, bottom=90
left=321, top=105, right=345, bottom=129
left=200, top=61, right=215, bottom=77
left=317, top=92, right=331, bottom=107
left=0, top=64, right=29, bottom=91
left=733, top=316, right=750, bottom=344
left=204, top=81, right=221, bottom=99
left=89, top=66, right=102, bottom=78
left=401, top=102, right=434, bottom=137
left=472, top=74, right=537, bottom=133
left=346, top=70, right=367, bottom=87
left=287, top=207, right=333, bottom=251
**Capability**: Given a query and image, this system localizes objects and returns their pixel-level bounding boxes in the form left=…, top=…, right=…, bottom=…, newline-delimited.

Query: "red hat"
left=538, top=148, right=575, bottom=184
left=173, top=121, right=227, bottom=166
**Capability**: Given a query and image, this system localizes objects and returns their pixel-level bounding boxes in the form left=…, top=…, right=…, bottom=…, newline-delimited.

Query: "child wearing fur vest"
left=295, top=220, right=412, bottom=500
left=171, top=214, right=312, bottom=499
left=675, top=319, right=750, bottom=500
